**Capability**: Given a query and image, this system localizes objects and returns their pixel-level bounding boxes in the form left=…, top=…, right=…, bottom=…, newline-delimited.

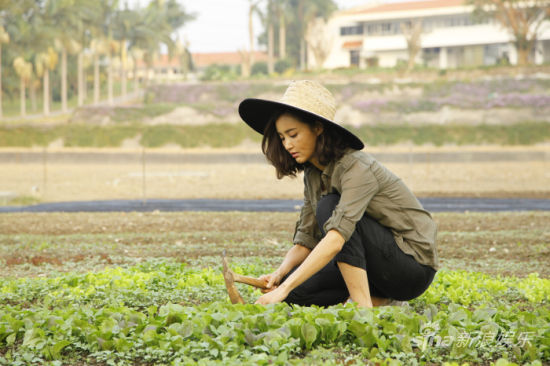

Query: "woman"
left=238, top=80, right=438, bottom=308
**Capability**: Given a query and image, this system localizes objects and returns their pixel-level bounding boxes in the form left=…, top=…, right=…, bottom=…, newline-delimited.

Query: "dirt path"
left=1, top=161, right=548, bottom=202
left=1, top=146, right=549, bottom=203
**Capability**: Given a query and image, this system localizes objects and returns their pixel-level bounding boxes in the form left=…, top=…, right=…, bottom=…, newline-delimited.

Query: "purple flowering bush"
left=144, top=78, right=549, bottom=118
left=145, top=82, right=289, bottom=119
left=353, top=79, right=550, bottom=113
left=353, top=99, right=389, bottom=114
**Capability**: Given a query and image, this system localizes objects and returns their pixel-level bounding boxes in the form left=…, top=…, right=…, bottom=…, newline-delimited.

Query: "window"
left=366, top=23, right=379, bottom=35
left=366, top=20, right=419, bottom=36
left=362, top=14, right=489, bottom=38
left=340, top=24, right=363, bottom=36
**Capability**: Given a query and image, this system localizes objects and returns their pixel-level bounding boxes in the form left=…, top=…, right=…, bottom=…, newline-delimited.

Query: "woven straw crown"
left=279, top=80, right=337, bottom=122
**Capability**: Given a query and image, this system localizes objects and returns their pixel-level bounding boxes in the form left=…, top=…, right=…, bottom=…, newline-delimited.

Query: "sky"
left=131, top=0, right=375, bottom=53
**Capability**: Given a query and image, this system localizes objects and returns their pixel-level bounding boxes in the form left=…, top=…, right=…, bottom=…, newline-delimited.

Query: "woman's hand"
left=258, top=271, right=283, bottom=293
left=255, top=285, right=289, bottom=305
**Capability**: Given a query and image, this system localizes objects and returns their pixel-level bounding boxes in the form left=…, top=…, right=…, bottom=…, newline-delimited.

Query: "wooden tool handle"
left=222, top=249, right=268, bottom=290
left=233, top=273, right=268, bottom=289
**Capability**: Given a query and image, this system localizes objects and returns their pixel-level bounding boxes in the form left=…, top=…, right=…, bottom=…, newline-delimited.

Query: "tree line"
left=0, top=0, right=193, bottom=118
left=1, top=0, right=549, bottom=119
left=0, top=0, right=340, bottom=118
left=242, top=0, right=337, bottom=76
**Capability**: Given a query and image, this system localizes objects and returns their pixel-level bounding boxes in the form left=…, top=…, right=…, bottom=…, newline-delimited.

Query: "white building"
left=309, top=0, right=550, bottom=69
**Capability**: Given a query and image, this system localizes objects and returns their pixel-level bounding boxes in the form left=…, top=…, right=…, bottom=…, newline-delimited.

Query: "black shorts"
left=283, top=193, right=436, bottom=307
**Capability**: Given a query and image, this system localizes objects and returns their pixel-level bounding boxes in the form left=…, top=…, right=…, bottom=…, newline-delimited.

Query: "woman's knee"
left=316, top=194, right=340, bottom=230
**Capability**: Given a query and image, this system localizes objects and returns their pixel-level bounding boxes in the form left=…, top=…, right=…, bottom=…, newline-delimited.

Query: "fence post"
left=42, top=146, right=47, bottom=200
left=142, top=146, right=146, bottom=204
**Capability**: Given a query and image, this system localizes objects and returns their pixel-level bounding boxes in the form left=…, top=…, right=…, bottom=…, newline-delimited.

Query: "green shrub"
left=275, top=58, right=293, bottom=74
left=200, top=64, right=239, bottom=81
left=251, top=61, right=268, bottom=75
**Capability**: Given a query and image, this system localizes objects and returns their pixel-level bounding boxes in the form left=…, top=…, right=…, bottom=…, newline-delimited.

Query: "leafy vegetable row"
left=0, top=262, right=548, bottom=365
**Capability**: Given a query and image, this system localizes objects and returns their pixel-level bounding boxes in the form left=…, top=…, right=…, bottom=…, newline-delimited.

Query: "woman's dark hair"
left=262, top=111, right=350, bottom=179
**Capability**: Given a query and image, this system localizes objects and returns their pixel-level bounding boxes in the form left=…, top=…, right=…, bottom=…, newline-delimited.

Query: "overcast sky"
left=130, top=0, right=375, bottom=53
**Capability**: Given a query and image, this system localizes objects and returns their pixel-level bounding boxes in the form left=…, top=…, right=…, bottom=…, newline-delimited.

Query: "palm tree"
left=55, top=38, right=81, bottom=112
left=130, top=47, right=144, bottom=91
left=278, top=1, right=287, bottom=59
left=82, top=51, right=93, bottom=102
left=46, top=0, right=85, bottom=113
left=35, top=47, right=58, bottom=115
left=87, top=0, right=118, bottom=105
left=140, top=0, right=194, bottom=81
left=290, top=0, right=336, bottom=70
left=242, top=0, right=262, bottom=77
left=257, top=0, right=277, bottom=74
left=75, top=1, right=99, bottom=107
left=267, top=0, right=276, bottom=73
left=107, top=39, right=120, bottom=104
left=13, top=57, right=32, bottom=117
left=132, top=5, right=161, bottom=85
left=133, top=1, right=174, bottom=84
left=274, top=0, right=291, bottom=60
left=90, top=38, right=109, bottom=104
left=113, top=4, right=139, bottom=98
left=173, top=38, right=190, bottom=80
left=0, top=26, right=9, bottom=119
left=6, top=0, right=46, bottom=116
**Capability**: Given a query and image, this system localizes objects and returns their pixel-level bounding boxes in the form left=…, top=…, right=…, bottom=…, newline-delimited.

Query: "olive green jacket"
left=293, top=149, right=439, bottom=270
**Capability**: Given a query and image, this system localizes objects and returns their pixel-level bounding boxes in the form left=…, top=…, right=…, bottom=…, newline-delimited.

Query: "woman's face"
left=275, top=113, right=323, bottom=168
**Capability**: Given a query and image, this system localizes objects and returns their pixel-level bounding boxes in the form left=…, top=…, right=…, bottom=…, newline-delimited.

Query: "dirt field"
left=1, top=145, right=549, bottom=202
left=0, top=211, right=548, bottom=279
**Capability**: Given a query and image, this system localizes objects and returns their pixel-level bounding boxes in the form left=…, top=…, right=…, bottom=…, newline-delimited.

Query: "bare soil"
left=1, top=146, right=548, bottom=278
left=0, top=211, right=548, bottom=278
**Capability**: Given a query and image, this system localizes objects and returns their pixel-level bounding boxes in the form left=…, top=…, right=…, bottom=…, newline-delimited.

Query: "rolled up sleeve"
left=323, top=161, right=379, bottom=241
left=293, top=183, right=319, bottom=250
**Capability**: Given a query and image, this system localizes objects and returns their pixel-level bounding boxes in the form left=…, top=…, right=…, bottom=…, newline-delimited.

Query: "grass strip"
left=0, top=122, right=549, bottom=148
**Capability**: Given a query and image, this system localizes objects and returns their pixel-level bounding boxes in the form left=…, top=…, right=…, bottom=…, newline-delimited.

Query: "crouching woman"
left=238, top=80, right=438, bottom=308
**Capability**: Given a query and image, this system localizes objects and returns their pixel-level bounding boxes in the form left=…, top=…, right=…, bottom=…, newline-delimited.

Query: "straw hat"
left=238, top=80, right=364, bottom=150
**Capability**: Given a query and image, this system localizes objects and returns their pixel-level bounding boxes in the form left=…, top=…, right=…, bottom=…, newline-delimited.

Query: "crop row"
left=0, top=262, right=549, bottom=365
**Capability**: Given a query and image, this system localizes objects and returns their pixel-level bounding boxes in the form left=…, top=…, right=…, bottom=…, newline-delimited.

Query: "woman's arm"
left=255, top=229, right=345, bottom=304
left=274, top=244, right=311, bottom=282
left=260, top=244, right=311, bottom=290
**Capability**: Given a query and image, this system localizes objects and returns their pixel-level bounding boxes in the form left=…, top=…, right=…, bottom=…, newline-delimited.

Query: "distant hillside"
left=69, top=77, right=550, bottom=127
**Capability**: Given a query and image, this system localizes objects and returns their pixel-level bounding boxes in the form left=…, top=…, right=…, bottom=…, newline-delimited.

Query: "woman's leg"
left=315, top=194, right=382, bottom=306
left=316, top=194, right=435, bottom=302
left=336, top=261, right=374, bottom=307
left=282, top=260, right=349, bottom=307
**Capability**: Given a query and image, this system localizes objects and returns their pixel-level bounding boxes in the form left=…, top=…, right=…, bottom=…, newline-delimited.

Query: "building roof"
left=192, top=51, right=269, bottom=68
left=342, top=0, right=466, bottom=16
left=136, top=54, right=180, bottom=69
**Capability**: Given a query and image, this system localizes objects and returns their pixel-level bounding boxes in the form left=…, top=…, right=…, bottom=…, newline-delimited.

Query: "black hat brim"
left=238, top=98, right=364, bottom=150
